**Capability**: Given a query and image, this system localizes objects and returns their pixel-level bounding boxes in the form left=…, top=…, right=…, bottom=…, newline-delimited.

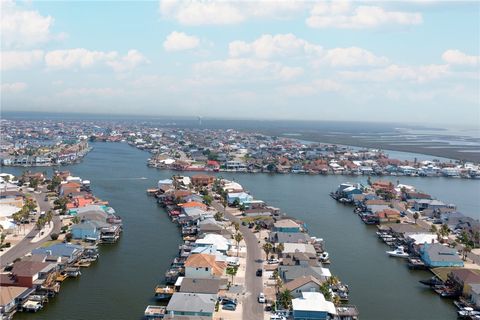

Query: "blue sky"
left=1, top=0, right=479, bottom=126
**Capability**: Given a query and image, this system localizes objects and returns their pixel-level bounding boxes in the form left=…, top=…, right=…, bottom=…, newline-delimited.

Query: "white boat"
left=386, top=246, right=409, bottom=258
left=320, top=252, right=329, bottom=261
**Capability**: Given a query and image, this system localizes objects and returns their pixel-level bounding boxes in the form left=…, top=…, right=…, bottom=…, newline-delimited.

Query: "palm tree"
left=234, top=232, right=243, bottom=257
left=279, top=289, right=293, bottom=310
left=273, top=269, right=282, bottom=295
left=263, top=243, right=273, bottom=260
left=327, top=275, right=340, bottom=287
left=430, top=225, right=438, bottom=233
left=412, top=212, right=419, bottom=224
left=320, top=282, right=332, bottom=301
left=463, top=244, right=472, bottom=261
left=440, top=224, right=450, bottom=238
left=232, top=221, right=240, bottom=232
left=226, top=266, right=237, bottom=285
left=276, top=243, right=284, bottom=257
left=332, top=295, right=341, bottom=306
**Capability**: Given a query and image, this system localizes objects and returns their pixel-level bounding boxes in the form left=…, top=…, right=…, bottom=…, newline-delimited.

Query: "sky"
left=1, top=0, right=479, bottom=126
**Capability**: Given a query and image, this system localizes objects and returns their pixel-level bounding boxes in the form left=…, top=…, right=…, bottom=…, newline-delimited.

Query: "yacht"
left=386, top=246, right=409, bottom=258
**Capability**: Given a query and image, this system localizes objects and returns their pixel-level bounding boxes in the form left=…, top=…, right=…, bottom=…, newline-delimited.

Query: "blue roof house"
left=420, top=243, right=464, bottom=268
left=71, top=221, right=101, bottom=241
left=32, top=243, right=84, bottom=264
left=227, top=192, right=253, bottom=206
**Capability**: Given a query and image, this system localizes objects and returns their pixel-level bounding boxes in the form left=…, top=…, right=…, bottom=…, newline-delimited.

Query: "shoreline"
left=269, top=131, right=480, bottom=162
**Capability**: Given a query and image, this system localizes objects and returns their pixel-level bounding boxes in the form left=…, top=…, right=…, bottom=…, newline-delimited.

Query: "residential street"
left=211, top=201, right=264, bottom=320
left=0, top=186, right=62, bottom=267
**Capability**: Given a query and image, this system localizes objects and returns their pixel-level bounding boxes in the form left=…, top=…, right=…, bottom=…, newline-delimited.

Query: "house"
left=184, top=254, right=226, bottom=278
left=342, top=186, right=363, bottom=199
left=158, top=179, right=173, bottom=190
left=270, top=232, right=311, bottom=244
left=448, top=269, right=480, bottom=296
left=227, top=192, right=253, bottom=205
left=292, top=292, right=336, bottom=320
left=470, top=284, right=480, bottom=308
left=413, top=199, right=452, bottom=211
left=179, top=202, right=208, bottom=211
left=197, top=219, right=228, bottom=236
left=282, top=243, right=317, bottom=257
left=166, top=292, right=217, bottom=318
left=371, top=180, right=394, bottom=192
left=279, top=265, right=331, bottom=283
left=71, top=220, right=109, bottom=240
left=284, top=275, right=324, bottom=298
left=0, top=261, right=56, bottom=288
left=273, top=219, right=301, bottom=233
left=376, top=208, right=401, bottom=223
left=419, top=243, right=463, bottom=267
left=59, top=182, right=81, bottom=196
left=0, top=286, right=33, bottom=319
left=179, top=278, right=227, bottom=294
left=32, top=243, right=84, bottom=264
left=206, top=160, right=220, bottom=171
left=194, top=234, right=231, bottom=253
left=191, top=175, right=215, bottom=187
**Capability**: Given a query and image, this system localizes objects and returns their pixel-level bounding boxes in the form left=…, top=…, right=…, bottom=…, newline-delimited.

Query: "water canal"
left=10, top=142, right=480, bottom=320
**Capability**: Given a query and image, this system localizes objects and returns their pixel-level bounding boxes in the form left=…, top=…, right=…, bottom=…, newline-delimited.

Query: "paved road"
left=211, top=201, right=264, bottom=320
left=0, top=187, right=62, bottom=267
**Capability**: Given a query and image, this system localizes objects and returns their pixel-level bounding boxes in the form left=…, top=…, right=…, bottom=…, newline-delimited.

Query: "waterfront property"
left=166, top=292, right=217, bottom=317
left=420, top=243, right=464, bottom=268
left=292, top=292, right=337, bottom=320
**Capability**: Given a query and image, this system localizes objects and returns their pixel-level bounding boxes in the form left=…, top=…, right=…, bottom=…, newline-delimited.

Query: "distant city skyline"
left=1, top=0, right=479, bottom=126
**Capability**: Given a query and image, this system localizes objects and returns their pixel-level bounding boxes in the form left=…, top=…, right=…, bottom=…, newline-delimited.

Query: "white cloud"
left=194, top=58, right=303, bottom=81
left=1, top=81, right=27, bottom=93
left=159, top=0, right=306, bottom=25
left=316, top=47, right=389, bottom=67
left=45, top=48, right=117, bottom=69
left=1, top=50, right=44, bottom=71
left=307, top=2, right=423, bottom=29
left=163, top=31, right=200, bottom=51
left=229, top=33, right=322, bottom=59
left=339, top=64, right=450, bottom=83
left=106, top=50, right=149, bottom=72
left=228, top=34, right=386, bottom=68
left=442, top=49, right=479, bottom=66
left=45, top=48, right=148, bottom=72
left=1, top=0, right=56, bottom=48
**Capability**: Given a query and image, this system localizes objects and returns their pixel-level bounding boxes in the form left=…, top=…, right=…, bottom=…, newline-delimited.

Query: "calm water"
left=8, top=142, right=480, bottom=320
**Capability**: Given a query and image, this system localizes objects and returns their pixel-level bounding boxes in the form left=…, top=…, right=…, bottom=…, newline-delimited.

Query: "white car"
left=267, top=258, right=279, bottom=264
left=258, top=293, right=266, bottom=303
left=270, top=316, right=286, bottom=320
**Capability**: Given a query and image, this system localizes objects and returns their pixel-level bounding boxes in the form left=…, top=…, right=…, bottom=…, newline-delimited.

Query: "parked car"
left=258, top=293, right=266, bottom=303
left=267, top=258, right=279, bottom=264
left=222, top=303, right=237, bottom=311
left=220, top=298, right=237, bottom=305
left=270, top=315, right=286, bottom=320
left=256, top=269, right=263, bottom=277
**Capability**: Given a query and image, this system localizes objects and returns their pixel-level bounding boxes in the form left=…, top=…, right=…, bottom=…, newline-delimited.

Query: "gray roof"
left=166, top=293, right=217, bottom=314
left=423, top=244, right=463, bottom=264
left=271, top=232, right=311, bottom=244
left=279, top=265, right=327, bottom=283
left=179, top=278, right=225, bottom=294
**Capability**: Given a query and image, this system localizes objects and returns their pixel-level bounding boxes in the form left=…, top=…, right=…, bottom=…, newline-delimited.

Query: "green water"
left=9, top=142, right=480, bottom=320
